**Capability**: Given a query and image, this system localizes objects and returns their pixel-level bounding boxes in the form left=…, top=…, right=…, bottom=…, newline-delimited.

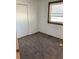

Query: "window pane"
left=50, top=3, right=63, bottom=14
left=50, top=13, right=63, bottom=17
left=48, top=1, right=63, bottom=25
left=50, top=17, right=63, bottom=23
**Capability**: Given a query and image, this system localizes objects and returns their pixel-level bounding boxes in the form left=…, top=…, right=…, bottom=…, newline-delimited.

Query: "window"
left=48, top=0, right=63, bottom=25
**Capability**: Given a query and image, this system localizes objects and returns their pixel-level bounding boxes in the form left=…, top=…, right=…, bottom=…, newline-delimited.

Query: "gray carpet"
left=18, top=32, right=63, bottom=59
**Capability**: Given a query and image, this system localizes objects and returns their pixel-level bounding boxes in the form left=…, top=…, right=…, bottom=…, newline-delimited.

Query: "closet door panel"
left=16, top=5, right=29, bottom=38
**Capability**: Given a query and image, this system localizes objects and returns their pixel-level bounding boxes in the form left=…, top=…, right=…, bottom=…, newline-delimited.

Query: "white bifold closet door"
left=16, top=5, right=29, bottom=38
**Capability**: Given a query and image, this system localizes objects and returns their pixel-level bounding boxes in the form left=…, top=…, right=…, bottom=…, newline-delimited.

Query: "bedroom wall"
left=16, top=0, right=63, bottom=39
left=27, top=0, right=39, bottom=35
left=38, top=0, right=63, bottom=39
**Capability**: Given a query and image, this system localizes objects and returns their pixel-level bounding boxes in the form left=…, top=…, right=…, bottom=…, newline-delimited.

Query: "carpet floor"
left=18, top=32, right=63, bottom=59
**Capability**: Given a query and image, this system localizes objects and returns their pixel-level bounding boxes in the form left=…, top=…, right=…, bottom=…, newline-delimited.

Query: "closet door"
left=16, top=5, right=29, bottom=38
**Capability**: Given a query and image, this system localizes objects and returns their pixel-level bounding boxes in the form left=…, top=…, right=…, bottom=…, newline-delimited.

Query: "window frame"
left=48, top=0, right=63, bottom=25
